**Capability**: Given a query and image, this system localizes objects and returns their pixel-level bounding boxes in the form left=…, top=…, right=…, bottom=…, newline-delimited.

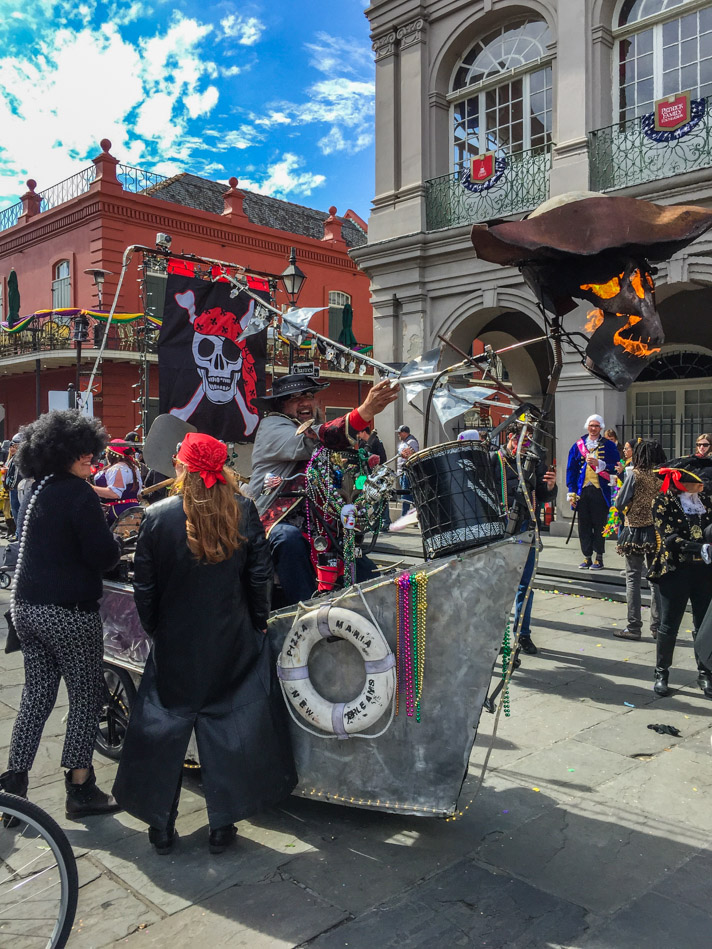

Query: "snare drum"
left=405, top=441, right=505, bottom=559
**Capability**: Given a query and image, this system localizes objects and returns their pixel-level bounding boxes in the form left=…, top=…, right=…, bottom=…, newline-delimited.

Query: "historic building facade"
left=0, top=141, right=373, bottom=441
left=354, top=0, right=712, bottom=517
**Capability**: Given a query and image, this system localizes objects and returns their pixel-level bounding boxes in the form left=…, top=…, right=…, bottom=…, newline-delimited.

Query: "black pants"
left=577, top=486, right=609, bottom=559
left=656, top=564, right=712, bottom=673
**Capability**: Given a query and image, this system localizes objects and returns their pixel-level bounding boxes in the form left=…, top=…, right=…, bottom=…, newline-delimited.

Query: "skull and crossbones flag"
left=158, top=272, right=269, bottom=441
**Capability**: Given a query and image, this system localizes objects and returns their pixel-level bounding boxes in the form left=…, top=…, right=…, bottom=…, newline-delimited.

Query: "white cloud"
left=220, top=65, right=242, bottom=77
left=306, top=32, right=372, bottom=77
left=255, top=77, right=374, bottom=155
left=220, top=14, right=264, bottom=46
left=0, top=12, right=232, bottom=206
left=238, top=153, right=325, bottom=199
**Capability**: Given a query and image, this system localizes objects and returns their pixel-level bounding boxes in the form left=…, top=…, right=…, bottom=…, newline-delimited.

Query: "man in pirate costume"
left=493, top=423, right=557, bottom=655
left=247, top=374, right=399, bottom=605
left=566, top=415, right=620, bottom=570
left=648, top=456, right=712, bottom=698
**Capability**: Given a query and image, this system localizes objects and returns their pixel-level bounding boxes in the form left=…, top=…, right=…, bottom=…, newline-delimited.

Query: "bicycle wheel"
left=0, top=791, right=78, bottom=948
left=95, top=663, right=136, bottom=761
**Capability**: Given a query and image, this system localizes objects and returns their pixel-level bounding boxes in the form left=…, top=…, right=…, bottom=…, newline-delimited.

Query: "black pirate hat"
left=656, top=455, right=712, bottom=489
left=252, top=373, right=329, bottom=410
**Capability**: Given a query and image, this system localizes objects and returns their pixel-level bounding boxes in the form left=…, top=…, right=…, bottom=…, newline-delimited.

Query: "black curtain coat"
left=113, top=495, right=296, bottom=829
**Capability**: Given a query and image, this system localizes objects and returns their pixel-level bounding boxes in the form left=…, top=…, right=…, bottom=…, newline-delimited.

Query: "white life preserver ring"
left=277, top=604, right=396, bottom=739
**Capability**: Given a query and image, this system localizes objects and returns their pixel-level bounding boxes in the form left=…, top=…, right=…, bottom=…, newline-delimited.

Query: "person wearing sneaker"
left=566, top=415, right=620, bottom=571
left=0, top=411, right=122, bottom=819
left=647, top=456, right=712, bottom=698
left=492, top=423, right=557, bottom=656
left=113, top=433, right=297, bottom=856
left=613, top=440, right=667, bottom=641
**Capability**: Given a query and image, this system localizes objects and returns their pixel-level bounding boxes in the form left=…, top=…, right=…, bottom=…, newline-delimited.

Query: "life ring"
left=277, top=605, right=396, bottom=739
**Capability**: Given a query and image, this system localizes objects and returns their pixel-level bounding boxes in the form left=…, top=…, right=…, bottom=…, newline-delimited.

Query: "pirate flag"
left=158, top=271, right=269, bottom=441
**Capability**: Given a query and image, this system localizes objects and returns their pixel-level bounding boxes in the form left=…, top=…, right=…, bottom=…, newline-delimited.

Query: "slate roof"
left=142, top=173, right=367, bottom=248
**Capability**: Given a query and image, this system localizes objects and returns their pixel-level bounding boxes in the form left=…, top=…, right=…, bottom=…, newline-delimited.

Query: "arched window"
left=52, top=259, right=71, bottom=309
left=451, top=17, right=553, bottom=173
left=616, top=0, right=712, bottom=121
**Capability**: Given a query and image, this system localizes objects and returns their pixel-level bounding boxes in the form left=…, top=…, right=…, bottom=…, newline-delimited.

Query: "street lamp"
left=279, top=247, right=306, bottom=371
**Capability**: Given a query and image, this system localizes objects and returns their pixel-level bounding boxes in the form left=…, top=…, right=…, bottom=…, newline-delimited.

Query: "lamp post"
left=279, top=247, right=306, bottom=371
left=79, top=268, right=112, bottom=400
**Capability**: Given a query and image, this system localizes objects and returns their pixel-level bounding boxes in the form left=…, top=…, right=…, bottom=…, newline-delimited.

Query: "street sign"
left=293, top=362, right=319, bottom=377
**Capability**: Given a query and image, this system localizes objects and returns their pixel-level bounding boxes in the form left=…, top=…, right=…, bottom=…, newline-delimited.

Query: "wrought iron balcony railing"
left=0, top=202, right=22, bottom=231
left=589, top=97, right=712, bottom=192
left=0, top=321, right=149, bottom=360
left=39, top=166, right=97, bottom=212
left=425, top=145, right=551, bottom=231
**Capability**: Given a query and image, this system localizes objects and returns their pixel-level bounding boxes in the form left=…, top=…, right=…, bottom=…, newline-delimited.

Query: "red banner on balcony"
left=654, top=91, right=691, bottom=132
left=470, top=152, right=495, bottom=183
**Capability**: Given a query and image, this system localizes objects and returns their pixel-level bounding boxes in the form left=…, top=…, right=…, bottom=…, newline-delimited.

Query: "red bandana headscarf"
left=176, top=432, right=228, bottom=489
left=658, top=467, right=694, bottom=493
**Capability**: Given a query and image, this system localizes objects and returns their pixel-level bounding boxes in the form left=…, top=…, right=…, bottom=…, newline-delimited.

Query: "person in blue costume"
left=566, top=414, right=620, bottom=570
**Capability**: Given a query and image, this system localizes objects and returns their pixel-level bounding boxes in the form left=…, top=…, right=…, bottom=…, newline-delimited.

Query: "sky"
left=0, top=0, right=376, bottom=218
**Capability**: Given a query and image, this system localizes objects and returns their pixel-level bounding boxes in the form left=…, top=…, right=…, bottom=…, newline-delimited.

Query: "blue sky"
left=0, top=0, right=375, bottom=218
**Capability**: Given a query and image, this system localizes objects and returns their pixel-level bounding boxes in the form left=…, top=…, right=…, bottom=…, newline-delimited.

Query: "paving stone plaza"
left=1, top=532, right=710, bottom=947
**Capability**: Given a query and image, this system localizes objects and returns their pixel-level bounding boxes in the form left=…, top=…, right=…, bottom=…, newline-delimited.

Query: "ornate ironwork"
left=425, top=146, right=551, bottom=231
left=0, top=318, right=147, bottom=360
left=0, top=202, right=22, bottom=231
left=118, top=164, right=168, bottom=194
left=39, top=166, right=96, bottom=212
left=589, top=97, right=712, bottom=191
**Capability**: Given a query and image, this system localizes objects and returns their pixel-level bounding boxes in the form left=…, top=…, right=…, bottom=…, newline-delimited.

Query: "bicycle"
left=0, top=790, right=78, bottom=948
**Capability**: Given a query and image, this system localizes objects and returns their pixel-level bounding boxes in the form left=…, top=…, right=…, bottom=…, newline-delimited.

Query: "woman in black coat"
left=0, top=410, right=122, bottom=819
left=113, top=432, right=296, bottom=855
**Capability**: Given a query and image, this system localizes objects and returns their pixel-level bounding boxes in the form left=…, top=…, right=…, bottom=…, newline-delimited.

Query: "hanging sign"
left=642, top=91, right=704, bottom=143
left=461, top=153, right=507, bottom=193
left=471, top=152, right=495, bottom=183
left=655, top=91, right=691, bottom=131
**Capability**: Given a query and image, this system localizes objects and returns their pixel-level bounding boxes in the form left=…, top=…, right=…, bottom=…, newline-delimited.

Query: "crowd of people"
left=0, top=391, right=710, bottom=859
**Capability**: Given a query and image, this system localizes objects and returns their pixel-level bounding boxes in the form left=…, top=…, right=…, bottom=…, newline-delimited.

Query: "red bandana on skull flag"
left=158, top=266, right=269, bottom=442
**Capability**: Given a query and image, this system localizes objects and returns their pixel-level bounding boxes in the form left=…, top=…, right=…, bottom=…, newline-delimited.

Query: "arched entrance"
left=439, top=305, right=553, bottom=437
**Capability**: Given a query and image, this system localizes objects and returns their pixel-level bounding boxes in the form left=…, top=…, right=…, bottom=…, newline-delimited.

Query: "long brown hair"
left=175, top=466, right=244, bottom=563
left=106, top=447, right=140, bottom=480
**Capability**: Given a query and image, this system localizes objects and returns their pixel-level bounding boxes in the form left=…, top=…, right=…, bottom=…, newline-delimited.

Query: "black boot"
left=209, top=824, right=237, bottom=854
left=696, top=669, right=712, bottom=698
left=65, top=767, right=120, bottom=819
left=653, top=632, right=676, bottom=697
left=0, top=769, right=29, bottom=828
left=653, top=669, right=670, bottom=696
left=148, top=777, right=181, bottom=855
left=149, top=824, right=176, bottom=855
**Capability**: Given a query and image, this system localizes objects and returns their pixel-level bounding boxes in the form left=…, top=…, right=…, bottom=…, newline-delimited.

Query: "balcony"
left=589, top=97, right=712, bottom=192
left=0, top=320, right=150, bottom=363
left=424, top=145, right=551, bottom=232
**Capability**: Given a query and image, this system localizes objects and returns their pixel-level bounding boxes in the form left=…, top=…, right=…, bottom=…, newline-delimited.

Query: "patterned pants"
left=8, top=602, right=105, bottom=772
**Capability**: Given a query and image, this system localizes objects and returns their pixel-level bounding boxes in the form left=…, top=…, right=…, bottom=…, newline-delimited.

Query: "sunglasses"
left=697, top=442, right=710, bottom=448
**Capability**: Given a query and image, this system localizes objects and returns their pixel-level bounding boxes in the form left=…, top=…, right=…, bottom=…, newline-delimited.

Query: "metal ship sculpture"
left=96, top=194, right=712, bottom=818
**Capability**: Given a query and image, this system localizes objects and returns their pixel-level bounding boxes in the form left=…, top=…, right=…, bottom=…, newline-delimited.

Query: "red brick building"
left=0, top=140, right=374, bottom=441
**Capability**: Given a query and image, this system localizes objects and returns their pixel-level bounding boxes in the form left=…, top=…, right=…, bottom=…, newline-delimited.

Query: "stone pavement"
left=1, top=582, right=711, bottom=947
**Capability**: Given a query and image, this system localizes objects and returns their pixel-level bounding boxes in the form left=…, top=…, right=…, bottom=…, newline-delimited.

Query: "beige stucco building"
left=353, top=0, right=712, bottom=521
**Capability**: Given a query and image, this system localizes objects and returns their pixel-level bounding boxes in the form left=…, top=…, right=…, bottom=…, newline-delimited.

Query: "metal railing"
left=425, top=145, right=551, bottom=231
left=39, top=166, right=96, bottom=212
left=0, top=201, right=22, bottom=231
left=117, top=164, right=168, bottom=194
left=0, top=320, right=148, bottom=360
left=616, top=416, right=712, bottom=462
left=589, top=97, right=712, bottom=191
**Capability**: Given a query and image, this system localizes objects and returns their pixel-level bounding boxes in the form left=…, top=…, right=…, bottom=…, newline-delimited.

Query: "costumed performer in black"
left=0, top=410, right=121, bottom=819
left=647, top=456, right=712, bottom=698
left=246, top=374, right=400, bottom=606
left=492, top=423, right=557, bottom=655
left=113, top=432, right=296, bottom=855
left=565, top=415, right=620, bottom=570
